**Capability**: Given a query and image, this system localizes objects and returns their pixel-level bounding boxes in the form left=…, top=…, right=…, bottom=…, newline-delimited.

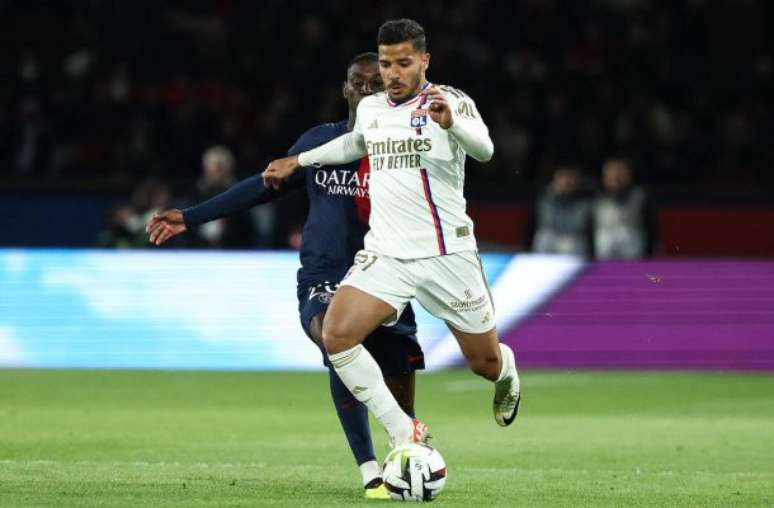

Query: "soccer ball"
left=382, top=443, right=447, bottom=501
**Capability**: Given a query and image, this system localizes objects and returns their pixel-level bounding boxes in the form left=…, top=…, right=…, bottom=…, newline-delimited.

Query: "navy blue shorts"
left=299, top=282, right=425, bottom=376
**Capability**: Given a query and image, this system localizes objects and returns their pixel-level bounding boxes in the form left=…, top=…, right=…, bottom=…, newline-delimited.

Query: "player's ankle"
left=496, top=343, right=516, bottom=384
left=359, top=460, right=382, bottom=487
left=385, top=407, right=414, bottom=446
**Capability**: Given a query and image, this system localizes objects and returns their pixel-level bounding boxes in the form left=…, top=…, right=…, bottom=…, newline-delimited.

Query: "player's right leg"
left=359, top=326, right=425, bottom=499
left=307, top=313, right=381, bottom=490
left=324, top=251, right=429, bottom=447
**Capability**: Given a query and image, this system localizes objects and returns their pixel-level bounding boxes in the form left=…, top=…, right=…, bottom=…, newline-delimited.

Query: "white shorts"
left=341, top=249, right=496, bottom=334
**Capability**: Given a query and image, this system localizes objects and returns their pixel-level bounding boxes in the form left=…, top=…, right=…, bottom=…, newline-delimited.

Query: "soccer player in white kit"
left=263, top=18, right=520, bottom=447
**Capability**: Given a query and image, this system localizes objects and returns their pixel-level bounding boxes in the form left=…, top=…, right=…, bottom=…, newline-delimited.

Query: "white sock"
left=359, top=460, right=381, bottom=487
left=329, top=345, right=413, bottom=443
left=496, top=343, right=519, bottom=391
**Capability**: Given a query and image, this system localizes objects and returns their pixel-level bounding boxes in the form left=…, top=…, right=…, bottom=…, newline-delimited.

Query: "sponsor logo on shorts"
left=449, top=290, right=488, bottom=312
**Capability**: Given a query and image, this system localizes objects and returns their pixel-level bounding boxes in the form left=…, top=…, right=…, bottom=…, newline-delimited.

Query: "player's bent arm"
left=182, top=173, right=301, bottom=227
left=445, top=94, right=494, bottom=162
left=448, top=120, right=494, bottom=162
left=297, top=131, right=367, bottom=168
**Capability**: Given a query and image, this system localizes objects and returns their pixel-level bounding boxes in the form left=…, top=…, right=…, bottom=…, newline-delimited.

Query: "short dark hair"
left=348, top=52, right=378, bottom=69
left=377, top=19, right=426, bottom=52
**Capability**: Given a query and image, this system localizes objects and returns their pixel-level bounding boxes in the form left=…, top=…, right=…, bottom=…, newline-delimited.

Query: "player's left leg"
left=384, top=372, right=415, bottom=416
left=363, top=326, right=425, bottom=418
left=448, top=325, right=521, bottom=426
left=414, top=250, right=520, bottom=426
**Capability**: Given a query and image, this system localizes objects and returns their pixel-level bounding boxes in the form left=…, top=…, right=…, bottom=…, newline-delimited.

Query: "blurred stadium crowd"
left=1, top=0, right=771, bottom=250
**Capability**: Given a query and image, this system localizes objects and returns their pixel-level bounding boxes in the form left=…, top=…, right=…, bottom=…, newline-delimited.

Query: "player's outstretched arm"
left=146, top=173, right=300, bottom=245
left=426, top=86, right=494, bottom=162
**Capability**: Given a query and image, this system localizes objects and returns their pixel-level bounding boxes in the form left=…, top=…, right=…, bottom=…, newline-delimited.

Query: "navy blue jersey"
left=287, top=121, right=368, bottom=287
left=183, top=120, right=417, bottom=337
left=288, top=121, right=417, bottom=337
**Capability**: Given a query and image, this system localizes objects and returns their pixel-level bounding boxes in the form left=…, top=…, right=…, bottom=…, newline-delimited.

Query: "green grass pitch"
left=1, top=369, right=773, bottom=507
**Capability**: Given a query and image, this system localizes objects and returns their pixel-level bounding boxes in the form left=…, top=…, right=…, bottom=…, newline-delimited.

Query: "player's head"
left=602, top=157, right=633, bottom=193
left=377, top=19, right=430, bottom=102
left=343, top=52, right=383, bottom=114
left=550, top=163, right=582, bottom=196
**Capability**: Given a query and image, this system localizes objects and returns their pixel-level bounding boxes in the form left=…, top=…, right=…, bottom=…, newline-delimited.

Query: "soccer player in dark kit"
left=145, top=52, right=424, bottom=500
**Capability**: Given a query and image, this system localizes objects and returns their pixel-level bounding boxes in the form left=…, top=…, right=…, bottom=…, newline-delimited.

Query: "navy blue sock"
left=328, top=366, right=376, bottom=466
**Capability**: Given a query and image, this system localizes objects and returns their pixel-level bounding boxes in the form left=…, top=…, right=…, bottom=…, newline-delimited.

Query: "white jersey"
left=299, top=82, right=493, bottom=259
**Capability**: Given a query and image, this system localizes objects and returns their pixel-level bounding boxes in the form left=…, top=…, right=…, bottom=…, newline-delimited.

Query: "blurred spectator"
left=186, top=146, right=258, bottom=249
left=96, top=204, right=137, bottom=248
left=97, top=178, right=178, bottom=248
left=1, top=1, right=771, bottom=195
left=132, top=178, right=174, bottom=229
left=593, top=157, right=657, bottom=259
left=529, top=164, right=594, bottom=257
left=2, top=1, right=773, bottom=250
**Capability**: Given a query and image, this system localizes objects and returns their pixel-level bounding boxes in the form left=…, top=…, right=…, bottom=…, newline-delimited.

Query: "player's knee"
left=321, top=322, right=354, bottom=354
left=468, top=354, right=500, bottom=381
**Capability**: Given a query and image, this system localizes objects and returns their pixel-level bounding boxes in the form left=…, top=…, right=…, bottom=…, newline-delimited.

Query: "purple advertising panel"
left=502, top=261, right=774, bottom=370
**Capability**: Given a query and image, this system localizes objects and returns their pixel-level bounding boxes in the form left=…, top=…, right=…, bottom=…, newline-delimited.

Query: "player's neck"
left=392, top=79, right=430, bottom=105
left=347, top=110, right=356, bottom=131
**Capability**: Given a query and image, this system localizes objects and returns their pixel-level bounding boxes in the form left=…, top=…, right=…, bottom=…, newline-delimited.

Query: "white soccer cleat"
left=493, top=371, right=521, bottom=427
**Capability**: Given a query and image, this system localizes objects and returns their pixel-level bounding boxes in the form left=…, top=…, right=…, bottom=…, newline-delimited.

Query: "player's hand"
left=262, top=155, right=300, bottom=190
left=425, top=87, right=453, bottom=129
left=145, top=208, right=187, bottom=246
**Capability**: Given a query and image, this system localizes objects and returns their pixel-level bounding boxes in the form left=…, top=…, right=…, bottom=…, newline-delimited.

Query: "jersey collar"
left=386, top=82, right=432, bottom=108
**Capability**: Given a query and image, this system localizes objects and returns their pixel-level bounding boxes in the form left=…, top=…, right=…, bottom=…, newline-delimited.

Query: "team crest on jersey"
left=410, top=109, right=428, bottom=128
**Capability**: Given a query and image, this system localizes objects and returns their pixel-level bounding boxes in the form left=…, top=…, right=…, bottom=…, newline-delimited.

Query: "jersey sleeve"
left=297, top=102, right=368, bottom=168
left=182, top=170, right=302, bottom=227
left=444, top=89, right=494, bottom=162
left=352, top=100, right=366, bottom=137
left=297, top=131, right=366, bottom=168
